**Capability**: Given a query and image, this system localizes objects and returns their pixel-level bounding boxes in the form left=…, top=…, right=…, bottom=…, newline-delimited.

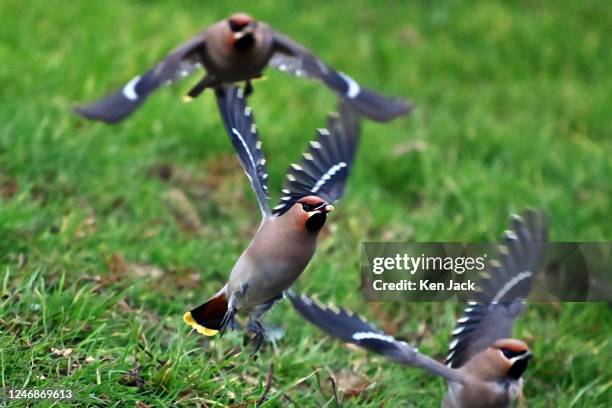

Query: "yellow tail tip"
left=182, top=95, right=194, bottom=103
left=183, top=312, right=218, bottom=336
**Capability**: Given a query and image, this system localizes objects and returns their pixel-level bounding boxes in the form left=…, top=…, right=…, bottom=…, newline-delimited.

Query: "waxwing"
left=184, top=86, right=361, bottom=353
left=74, top=13, right=412, bottom=124
left=288, top=210, right=547, bottom=407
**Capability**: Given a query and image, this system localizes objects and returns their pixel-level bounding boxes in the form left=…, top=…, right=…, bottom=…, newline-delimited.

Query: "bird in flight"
left=74, top=13, right=412, bottom=124
left=289, top=210, right=547, bottom=407
left=184, top=86, right=361, bottom=353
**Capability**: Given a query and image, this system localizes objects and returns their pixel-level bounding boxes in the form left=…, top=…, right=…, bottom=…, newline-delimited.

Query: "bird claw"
left=247, top=320, right=265, bottom=355
left=219, top=308, right=236, bottom=337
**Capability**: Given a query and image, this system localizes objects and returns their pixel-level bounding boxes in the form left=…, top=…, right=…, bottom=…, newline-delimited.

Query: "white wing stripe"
left=353, top=331, right=396, bottom=343
left=122, top=76, right=141, bottom=101
left=339, top=72, right=361, bottom=99
left=311, top=162, right=347, bottom=193
left=231, top=128, right=257, bottom=173
left=231, top=127, right=267, bottom=216
left=492, top=271, right=532, bottom=303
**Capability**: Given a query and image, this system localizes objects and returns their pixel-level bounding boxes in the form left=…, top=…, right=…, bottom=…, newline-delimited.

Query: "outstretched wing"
left=287, top=290, right=462, bottom=382
left=445, top=210, right=548, bottom=368
left=216, top=86, right=271, bottom=218
left=269, top=31, right=413, bottom=122
left=272, top=102, right=360, bottom=216
left=74, top=32, right=207, bottom=123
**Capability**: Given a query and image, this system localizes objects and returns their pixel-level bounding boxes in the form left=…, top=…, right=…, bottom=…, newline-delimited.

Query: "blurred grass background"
left=0, top=0, right=610, bottom=406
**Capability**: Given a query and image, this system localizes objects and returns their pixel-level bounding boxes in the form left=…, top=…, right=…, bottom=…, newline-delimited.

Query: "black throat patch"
left=508, top=358, right=529, bottom=380
left=234, top=33, right=255, bottom=50
left=305, top=212, right=327, bottom=232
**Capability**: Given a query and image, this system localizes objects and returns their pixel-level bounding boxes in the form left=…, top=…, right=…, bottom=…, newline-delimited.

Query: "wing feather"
left=216, top=86, right=271, bottom=218
left=445, top=210, right=547, bottom=368
left=287, top=290, right=462, bottom=382
left=270, top=31, right=413, bottom=122
left=75, top=32, right=206, bottom=123
left=273, top=103, right=360, bottom=216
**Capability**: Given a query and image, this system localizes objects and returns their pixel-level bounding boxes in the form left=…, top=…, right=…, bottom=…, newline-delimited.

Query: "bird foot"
left=219, top=308, right=237, bottom=337
left=246, top=320, right=265, bottom=355
left=244, top=81, right=254, bottom=97
left=186, top=75, right=210, bottom=99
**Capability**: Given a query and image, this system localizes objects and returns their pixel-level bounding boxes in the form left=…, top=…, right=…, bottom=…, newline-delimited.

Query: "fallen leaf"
left=162, top=188, right=204, bottom=235
left=148, top=163, right=211, bottom=200
left=0, top=174, right=18, bottom=199
left=392, top=139, right=427, bottom=157
left=333, top=369, right=370, bottom=398
left=398, top=25, right=423, bottom=46
left=51, top=347, right=73, bottom=357
left=106, top=254, right=165, bottom=282
left=75, top=215, right=97, bottom=239
left=128, top=263, right=164, bottom=280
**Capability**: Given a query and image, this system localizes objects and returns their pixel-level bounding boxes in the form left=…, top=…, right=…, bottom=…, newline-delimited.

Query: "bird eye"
left=302, top=203, right=312, bottom=212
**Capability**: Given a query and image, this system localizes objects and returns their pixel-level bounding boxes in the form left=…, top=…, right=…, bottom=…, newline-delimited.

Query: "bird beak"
left=311, top=202, right=334, bottom=214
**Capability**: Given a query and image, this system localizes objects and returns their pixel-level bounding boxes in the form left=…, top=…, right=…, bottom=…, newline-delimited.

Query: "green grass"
left=1, top=0, right=611, bottom=406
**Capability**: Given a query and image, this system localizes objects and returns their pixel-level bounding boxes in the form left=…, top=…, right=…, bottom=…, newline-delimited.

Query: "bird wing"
left=445, top=210, right=548, bottom=368
left=272, top=102, right=360, bottom=216
left=216, top=86, right=271, bottom=218
left=269, top=31, right=413, bottom=122
left=74, top=31, right=207, bottom=123
left=287, top=290, right=463, bottom=383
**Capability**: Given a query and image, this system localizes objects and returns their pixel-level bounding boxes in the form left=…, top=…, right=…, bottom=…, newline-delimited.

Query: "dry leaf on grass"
left=51, top=347, right=73, bottom=357
left=128, top=263, right=164, bottom=280
left=148, top=163, right=212, bottom=200
left=162, top=188, right=204, bottom=235
left=0, top=174, right=18, bottom=199
left=107, top=253, right=165, bottom=281
left=75, top=215, right=97, bottom=239
left=392, top=139, right=427, bottom=157
left=329, top=369, right=371, bottom=399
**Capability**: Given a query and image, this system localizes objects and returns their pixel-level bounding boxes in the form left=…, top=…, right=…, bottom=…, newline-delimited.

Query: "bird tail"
left=183, top=285, right=228, bottom=336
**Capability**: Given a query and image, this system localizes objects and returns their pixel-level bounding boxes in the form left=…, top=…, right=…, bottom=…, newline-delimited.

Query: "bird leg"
left=186, top=74, right=215, bottom=100
left=214, top=86, right=227, bottom=98
left=244, top=80, right=254, bottom=96
left=243, top=294, right=281, bottom=354
left=219, top=307, right=236, bottom=337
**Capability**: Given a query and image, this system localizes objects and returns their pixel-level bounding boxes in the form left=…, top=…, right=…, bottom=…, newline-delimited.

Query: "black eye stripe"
left=301, top=202, right=325, bottom=212
left=229, top=20, right=247, bottom=32
left=501, top=348, right=527, bottom=359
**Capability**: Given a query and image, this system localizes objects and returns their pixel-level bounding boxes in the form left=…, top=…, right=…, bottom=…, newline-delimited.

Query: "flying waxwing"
left=288, top=210, right=547, bottom=407
left=183, top=86, right=361, bottom=353
left=74, top=13, right=412, bottom=124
